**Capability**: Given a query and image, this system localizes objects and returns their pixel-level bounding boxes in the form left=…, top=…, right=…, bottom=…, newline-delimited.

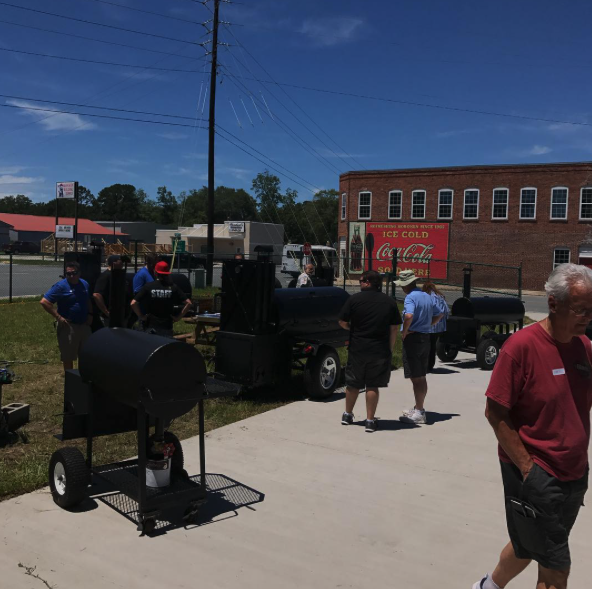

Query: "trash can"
left=193, top=268, right=205, bottom=289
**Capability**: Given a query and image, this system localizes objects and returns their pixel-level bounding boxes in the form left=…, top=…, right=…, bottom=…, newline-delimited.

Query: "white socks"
left=482, top=574, right=501, bottom=589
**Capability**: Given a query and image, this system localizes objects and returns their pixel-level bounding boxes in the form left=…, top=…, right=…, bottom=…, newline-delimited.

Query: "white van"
left=281, top=244, right=339, bottom=277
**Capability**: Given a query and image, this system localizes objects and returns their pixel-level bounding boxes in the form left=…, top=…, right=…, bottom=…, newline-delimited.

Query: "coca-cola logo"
left=376, top=242, right=434, bottom=264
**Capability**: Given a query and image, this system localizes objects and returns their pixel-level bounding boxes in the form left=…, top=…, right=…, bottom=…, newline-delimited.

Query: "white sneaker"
left=401, top=407, right=415, bottom=416
left=472, top=573, right=496, bottom=589
left=400, top=408, right=426, bottom=424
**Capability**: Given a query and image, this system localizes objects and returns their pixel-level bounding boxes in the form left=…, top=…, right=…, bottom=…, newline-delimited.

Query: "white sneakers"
left=400, top=407, right=427, bottom=424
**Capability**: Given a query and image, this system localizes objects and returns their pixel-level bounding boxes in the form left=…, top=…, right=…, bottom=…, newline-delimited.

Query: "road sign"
left=56, top=224, right=74, bottom=238
left=303, top=242, right=312, bottom=256
left=176, top=240, right=186, bottom=252
left=56, top=182, right=76, bottom=200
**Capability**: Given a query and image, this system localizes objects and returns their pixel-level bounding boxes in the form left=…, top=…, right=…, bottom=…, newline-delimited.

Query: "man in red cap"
left=131, top=261, right=192, bottom=337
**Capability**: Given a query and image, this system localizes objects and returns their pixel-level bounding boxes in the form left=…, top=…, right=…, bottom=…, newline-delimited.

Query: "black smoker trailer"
left=436, top=296, right=525, bottom=370
left=215, top=260, right=349, bottom=399
left=49, top=328, right=237, bottom=535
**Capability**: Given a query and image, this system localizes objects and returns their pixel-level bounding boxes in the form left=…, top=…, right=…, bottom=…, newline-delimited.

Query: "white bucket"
left=146, top=458, right=171, bottom=488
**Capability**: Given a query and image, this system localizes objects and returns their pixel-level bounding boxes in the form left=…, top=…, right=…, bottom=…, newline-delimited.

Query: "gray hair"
left=544, top=263, right=592, bottom=302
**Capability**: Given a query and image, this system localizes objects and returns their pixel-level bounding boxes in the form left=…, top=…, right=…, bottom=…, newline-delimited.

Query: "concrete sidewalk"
left=1, top=353, right=590, bottom=589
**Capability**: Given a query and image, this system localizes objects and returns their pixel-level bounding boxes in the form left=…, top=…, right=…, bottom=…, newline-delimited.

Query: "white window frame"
left=411, top=190, right=426, bottom=220
left=358, top=191, right=372, bottom=220
left=341, top=193, right=347, bottom=220
left=438, top=189, right=454, bottom=220
left=463, top=189, right=480, bottom=219
left=550, top=187, right=569, bottom=220
left=491, top=187, right=509, bottom=220
left=519, top=187, right=537, bottom=220
left=388, top=190, right=402, bottom=220
left=553, top=247, right=571, bottom=269
left=579, top=187, right=592, bottom=220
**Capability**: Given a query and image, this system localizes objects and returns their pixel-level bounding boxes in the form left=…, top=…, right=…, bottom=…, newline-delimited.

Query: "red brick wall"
left=338, top=163, right=592, bottom=291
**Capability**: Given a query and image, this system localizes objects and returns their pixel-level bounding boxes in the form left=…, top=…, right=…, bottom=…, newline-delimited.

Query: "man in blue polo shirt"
left=394, top=270, right=443, bottom=424
left=40, top=261, right=92, bottom=372
left=133, top=253, right=156, bottom=295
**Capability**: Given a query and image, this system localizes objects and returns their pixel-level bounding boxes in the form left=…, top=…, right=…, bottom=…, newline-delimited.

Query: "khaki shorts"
left=57, top=322, right=91, bottom=362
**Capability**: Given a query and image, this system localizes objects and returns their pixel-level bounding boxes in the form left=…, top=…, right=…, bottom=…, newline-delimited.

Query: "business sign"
left=228, top=222, right=245, bottom=233
left=56, top=182, right=76, bottom=200
left=175, top=240, right=186, bottom=252
left=348, top=222, right=450, bottom=279
left=55, top=224, right=74, bottom=239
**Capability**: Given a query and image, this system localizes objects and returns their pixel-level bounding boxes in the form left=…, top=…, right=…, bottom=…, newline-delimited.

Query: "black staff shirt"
left=135, top=280, right=188, bottom=330
left=339, top=290, right=402, bottom=360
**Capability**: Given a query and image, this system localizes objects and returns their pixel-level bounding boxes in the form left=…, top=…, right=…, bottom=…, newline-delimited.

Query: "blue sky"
left=1, top=0, right=591, bottom=205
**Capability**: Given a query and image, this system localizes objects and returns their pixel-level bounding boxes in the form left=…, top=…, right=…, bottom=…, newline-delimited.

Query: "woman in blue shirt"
left=422, top=282, right=449, bottom=372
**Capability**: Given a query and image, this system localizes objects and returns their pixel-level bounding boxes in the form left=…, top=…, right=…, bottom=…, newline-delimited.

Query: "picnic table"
left=181, top=314, right=221, bottom=346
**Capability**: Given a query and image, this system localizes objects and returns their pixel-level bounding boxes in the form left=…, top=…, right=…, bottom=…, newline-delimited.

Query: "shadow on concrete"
left=93, top=472, right=264, bottom=536
left=448, top=359, right=480, bottom=370
left=424, top=412, right=460, bottom=425
left=376, top=419, right=420, bottom=431
left=429, top=367, right=460, bottom=375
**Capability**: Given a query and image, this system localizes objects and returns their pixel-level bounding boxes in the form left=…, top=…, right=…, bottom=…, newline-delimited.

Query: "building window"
left=411, top=190, right=426, bottom=219
left=464, top=189, right=479, bottom=219
left=553, top=248, right=570, bottom=268
left=492, top=188, right=509, bottom=219
left=520, top=188, right=537, bottom=219
left=341, top=193, right=347, bottom=220
left=358, top=191, right=371, bottom=220
left=388, top=190, right=402, bottom=219
left=550, top=187, right=568, bottom=219
left=438, top=189, right=453, bottom=219
left=580, top=187, right=592, bottom=220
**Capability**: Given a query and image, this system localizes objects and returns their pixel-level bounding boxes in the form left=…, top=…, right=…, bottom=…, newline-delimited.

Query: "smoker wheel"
left=48, top=447, right=90, bottom=509
left=183, top=505, right=200, bottom=524
left=147, top=431, right=184, bottom=473
left=476, top=338, right=499, bottom=371
left=435, top=341, right=458, bottom=362
left=304, top=347, right=340, bottom=399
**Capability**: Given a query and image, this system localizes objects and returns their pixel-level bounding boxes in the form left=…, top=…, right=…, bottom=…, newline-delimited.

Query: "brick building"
left=338, top=161, right=592, bottom=291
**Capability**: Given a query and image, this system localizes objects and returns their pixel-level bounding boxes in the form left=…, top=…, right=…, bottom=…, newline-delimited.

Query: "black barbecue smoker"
left=48, top=328, right=237, bottom=535
left=215, top=259, right=349, bottom=398
left=436, top=296, right=525, bottom=370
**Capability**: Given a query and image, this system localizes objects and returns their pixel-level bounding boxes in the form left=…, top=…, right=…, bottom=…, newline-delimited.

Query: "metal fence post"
left=134, top=240, right=139, bottom=273
left=391, top=248, right=398, bottom=300
left=463, top=264, right=472, bottom=299
left=8, top=253, right=13, bottom=303
left=343, top=258, right=347, bottom=290
left=518, top=262, right=523, bottom=299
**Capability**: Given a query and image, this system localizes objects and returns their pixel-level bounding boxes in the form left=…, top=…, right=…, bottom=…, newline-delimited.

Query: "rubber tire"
left=304, top=347, right=341, bottom=400
left=476, top=338, right=500, bottom=371
left=48, top=447, right=90, bottom=509
left=436, top=340, right=459, bottom=362
left=147, top=431, right=184, bottom=473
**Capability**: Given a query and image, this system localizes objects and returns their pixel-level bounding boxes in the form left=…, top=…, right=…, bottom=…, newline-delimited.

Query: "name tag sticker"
left=552, top=368, right=566, bottom=376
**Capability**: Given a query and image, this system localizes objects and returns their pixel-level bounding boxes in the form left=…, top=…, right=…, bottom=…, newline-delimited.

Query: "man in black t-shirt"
left=131, top=261, right=192, bottom=337
left=338, top=270, right=402, bottom=432
left=93, top=255, right=125, bottom=327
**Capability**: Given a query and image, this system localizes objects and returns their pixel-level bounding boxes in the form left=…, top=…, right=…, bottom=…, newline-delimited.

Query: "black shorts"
left=501, top=460, right=588, bottom=570
left=402, top=333, right=430, bottom=379
left=345, top=355, right=392, bottom=389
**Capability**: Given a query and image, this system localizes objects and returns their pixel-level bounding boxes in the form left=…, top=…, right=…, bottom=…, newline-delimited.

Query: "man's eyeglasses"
left=568, top=305, right=592, bottom=317
left=65, top=271, right=79, bottom=277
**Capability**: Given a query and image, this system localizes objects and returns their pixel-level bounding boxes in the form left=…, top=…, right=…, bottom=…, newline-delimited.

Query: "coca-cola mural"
left=348, top=222, right=450, bottom=279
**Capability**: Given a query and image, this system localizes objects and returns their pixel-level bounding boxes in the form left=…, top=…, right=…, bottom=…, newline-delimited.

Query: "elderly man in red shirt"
left=473, top=263, right=592, bottom=589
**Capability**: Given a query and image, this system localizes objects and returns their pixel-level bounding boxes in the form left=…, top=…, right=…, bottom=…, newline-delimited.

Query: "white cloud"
left=298, top=16, right=365, bottom=47
left=528, top=145, right=552, bottom=155
left=0, top=175, right=41, bottom=185
left=158, top=132, right=190, bottom=140
left=0, top=166, right=26, bottom=175
left=182, top=152, right=208, bottom=160
left=7, top=100, right=96, bottom=132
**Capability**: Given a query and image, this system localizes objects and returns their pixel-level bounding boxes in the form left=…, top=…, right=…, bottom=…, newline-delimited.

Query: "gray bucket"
left=146, top=458, right=171, bottom=488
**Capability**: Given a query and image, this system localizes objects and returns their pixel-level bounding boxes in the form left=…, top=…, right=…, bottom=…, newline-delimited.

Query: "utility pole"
left=206, top=0, right=220, bottom=287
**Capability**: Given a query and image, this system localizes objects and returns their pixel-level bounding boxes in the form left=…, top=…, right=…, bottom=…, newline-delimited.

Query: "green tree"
left=95, top=184, right=144, bottom=222
left=0, top=194, right=34, bottom=214
left=182, top=186, right=258, bottom=226
left=156, top=185, right=179, bottom=225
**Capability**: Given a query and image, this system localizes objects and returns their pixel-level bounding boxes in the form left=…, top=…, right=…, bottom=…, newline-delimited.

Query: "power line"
left=0, top=47, right=206, bottom=72
left=0, top=93, right=204, bottom=122
left=0, top=102, right=205, bottom=129
left=0, top=18, right=205, bottom=60
left=0, top=2, right=205, bottom=47
left=219, top=72, right=592, bottom=130
left=76, top=0, right=206, bottom=26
